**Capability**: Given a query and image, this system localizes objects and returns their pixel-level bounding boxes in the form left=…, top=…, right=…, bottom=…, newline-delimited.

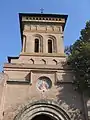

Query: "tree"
left=65, top=21, right=90, bottom=93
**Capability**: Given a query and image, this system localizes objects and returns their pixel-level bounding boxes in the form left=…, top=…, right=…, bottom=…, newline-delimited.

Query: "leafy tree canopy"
left=65, top=21, right=90, bottom=93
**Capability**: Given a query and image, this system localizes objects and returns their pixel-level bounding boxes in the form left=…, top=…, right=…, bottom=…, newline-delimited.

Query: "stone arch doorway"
left=14, top=100, right=70, bottom=120
left=32, top=114, right=54, bottom=120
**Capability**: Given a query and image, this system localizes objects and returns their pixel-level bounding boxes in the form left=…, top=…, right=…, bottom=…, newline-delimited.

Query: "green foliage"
left=66, top=20, right=90, bottom=92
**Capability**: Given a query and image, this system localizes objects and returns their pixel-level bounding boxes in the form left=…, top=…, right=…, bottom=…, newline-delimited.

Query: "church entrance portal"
left=14, top=100, right=70, bottom=120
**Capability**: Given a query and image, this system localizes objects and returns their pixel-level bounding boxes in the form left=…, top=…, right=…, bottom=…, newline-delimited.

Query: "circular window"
left=36, top=76, right=52, bottom=91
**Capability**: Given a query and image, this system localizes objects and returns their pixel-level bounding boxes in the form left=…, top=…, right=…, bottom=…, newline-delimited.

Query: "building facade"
left=0, top=13, right=89, bottom=120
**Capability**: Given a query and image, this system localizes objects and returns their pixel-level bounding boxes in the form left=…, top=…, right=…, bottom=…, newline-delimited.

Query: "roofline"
left=19, top=12, right=68, bottom=19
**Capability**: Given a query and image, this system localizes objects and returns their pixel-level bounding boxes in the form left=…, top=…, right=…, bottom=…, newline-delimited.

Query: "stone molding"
left=22, top=16, right=65, bottom=23
left=24, top=24, right=62, bottom=34
left=4, top=63, right=71, bottom=70
left=20, top=52, right=66, bottom=57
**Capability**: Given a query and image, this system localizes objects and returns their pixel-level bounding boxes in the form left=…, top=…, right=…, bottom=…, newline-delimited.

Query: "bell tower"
left=1, top=13, right=85, bottom=120
left=20, top=13, right=67, bottom=56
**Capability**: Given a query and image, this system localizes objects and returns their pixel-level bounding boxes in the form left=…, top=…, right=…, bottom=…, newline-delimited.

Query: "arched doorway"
left=14, top=100, right=70, bottom=120
left=32, top=114, right=54, bottom=120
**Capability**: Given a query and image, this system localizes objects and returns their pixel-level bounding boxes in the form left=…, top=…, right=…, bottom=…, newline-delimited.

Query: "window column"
left=22, top=35, right=26, bottom=53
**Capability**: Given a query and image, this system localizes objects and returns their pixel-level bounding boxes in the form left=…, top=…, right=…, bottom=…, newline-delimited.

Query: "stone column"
left=30, top=35, right=34, bottom=53
left=43, top=35, right=48, bottom=53
left=22, top=36, right=26, bottom=53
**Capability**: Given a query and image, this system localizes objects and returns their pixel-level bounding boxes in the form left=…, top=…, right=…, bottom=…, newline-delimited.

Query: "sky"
left=0, top=0, right=90, bottom=71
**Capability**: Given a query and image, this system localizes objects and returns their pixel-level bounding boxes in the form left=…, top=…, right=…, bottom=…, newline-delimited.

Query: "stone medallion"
left=36, top=76, right=52, bottom=92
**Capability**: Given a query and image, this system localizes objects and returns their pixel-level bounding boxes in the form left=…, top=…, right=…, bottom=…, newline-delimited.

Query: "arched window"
left=48, top=40, right=52, bottom=53
left=35, top=39, right=39, bottom=52
left=47, top=35, right=57, bottom=53
left=34, top=34, right=43, bottom=53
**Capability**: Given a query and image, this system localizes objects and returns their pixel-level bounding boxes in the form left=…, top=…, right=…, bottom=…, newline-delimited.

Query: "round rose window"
left=36, top=76, right=52, bottom=91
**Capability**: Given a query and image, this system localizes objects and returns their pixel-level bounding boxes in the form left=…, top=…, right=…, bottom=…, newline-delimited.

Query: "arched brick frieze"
left=52, top=59, right=57, bottom=65
left=41, top=59, right=46, bottom=64
left=29, top=58, right=34, bottom=64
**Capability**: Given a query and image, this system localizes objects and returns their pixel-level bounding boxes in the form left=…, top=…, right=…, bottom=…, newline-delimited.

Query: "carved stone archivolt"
left=14, top=100, right=71, bottom=120
left=2, top=99, right=84, bottom=120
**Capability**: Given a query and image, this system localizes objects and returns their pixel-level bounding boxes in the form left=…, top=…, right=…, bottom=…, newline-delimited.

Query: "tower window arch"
left=35, top=39, right=39, bottom=52
left=47, top=35, right=57, bottom=53
left=48, top=39, right=52, bottom=53
left=34, top=34, right=43, bottom=53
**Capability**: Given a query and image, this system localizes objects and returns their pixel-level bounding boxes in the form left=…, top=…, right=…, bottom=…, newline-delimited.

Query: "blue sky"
left=0, top=0, right=90, bottom=71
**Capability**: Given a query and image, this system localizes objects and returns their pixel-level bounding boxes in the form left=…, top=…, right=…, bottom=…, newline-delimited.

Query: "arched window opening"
left=34, top=34, right=43, bottom=53
left=48, top=40, right=52, bottom=53
left=47, top=35, right=57, bottom=53
left=35, top=39, right=39, bottom=52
